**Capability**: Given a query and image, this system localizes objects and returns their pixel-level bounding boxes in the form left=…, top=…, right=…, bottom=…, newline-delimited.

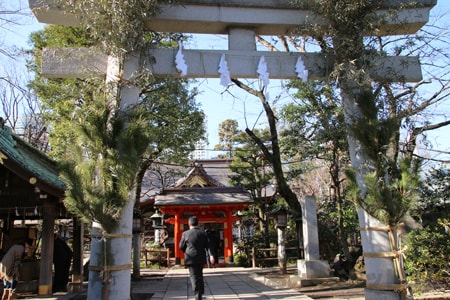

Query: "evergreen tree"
left=228, top=128, right=274, bottom=242
left=28, top=21, right=205, bottom=298
left=289, top=1, right=440, bottom=298
left=214, top=119, right=239, bottom=158
left=280, top=80, right=357, bottom=262
left=405, top=168, right=450, bottom=288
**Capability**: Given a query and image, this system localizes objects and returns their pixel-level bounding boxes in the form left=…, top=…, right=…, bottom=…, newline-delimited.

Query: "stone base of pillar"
left=297, top=259, right=330, bottom=279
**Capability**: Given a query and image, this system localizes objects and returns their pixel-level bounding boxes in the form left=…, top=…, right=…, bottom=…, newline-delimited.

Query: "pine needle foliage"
left=54, top=0, right=178, bottom=57
left=292, top=0, right=383, bottom=90
left=28, top=24, right=205, bottom=234
left=290, top=0, right=425, bottom=226
left=58, top=95, right=151, bottom=233
left=346, top=157, right=420, bottom=226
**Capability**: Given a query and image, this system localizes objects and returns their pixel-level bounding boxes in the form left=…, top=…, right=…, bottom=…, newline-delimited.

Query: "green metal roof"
left=0, top=125, right=66, bottom=198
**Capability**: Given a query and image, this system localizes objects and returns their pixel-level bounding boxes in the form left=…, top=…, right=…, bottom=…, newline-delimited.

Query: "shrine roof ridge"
left=161, top=186, right=247, bottom=194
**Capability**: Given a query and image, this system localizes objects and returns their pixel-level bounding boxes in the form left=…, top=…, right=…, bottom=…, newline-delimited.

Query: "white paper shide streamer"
left=257, top=56, right=270, bottom=87
left=175, top=41, right=188, bottom=76
left=295, top=56, right=309, bottom=83
left=218, top=54, right=232, bottom=87
left=257, top=56, right=270, bottom=100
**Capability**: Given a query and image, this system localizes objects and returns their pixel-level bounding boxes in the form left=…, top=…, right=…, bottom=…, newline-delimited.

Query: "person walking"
left=0, top=238, right=33, bottom=300
left=179, top=216, right=214, bottom=300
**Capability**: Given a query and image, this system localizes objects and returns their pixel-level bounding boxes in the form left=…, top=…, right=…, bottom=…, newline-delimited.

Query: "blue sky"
left=4, top=0, right=450, bottom=164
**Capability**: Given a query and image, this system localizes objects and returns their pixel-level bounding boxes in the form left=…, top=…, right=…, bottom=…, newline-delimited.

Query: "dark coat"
left=54, top=237, right=73, bottom=264
left=179, top=227, right=210, bottom=265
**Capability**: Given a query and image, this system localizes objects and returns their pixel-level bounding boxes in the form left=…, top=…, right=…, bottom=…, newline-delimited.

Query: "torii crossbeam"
left=30, top=0, right=436, bottom=82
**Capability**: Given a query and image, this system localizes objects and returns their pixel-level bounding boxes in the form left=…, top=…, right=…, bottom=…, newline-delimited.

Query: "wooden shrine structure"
left=154, top=162, right=253, bottom=265
left=0, top=124, right=75, bottom=294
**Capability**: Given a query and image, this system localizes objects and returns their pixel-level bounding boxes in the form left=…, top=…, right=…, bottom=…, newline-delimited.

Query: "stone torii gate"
left=29, top=0, right=435, bottom=299
left=30, top=0, right=431, bottom=81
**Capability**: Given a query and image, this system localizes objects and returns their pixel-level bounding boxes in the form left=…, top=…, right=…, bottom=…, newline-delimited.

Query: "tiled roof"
left=155, top=190, right=253, bottom=206
left=174, top=163, right=225, bottom=188
left=0, top=125, right=65, bottom=198
left=154, top=163, right=253, bottom=207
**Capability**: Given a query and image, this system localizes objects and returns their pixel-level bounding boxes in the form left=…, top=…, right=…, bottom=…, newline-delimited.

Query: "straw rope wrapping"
left=360, top=226, right=412, bottom=300
left=88, top=232, right=134, bottom=287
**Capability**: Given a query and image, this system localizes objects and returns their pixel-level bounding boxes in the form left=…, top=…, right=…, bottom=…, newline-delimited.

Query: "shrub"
left=404, top=219, right=450, bottom=289
left=234, top=253, right=249, bottom=267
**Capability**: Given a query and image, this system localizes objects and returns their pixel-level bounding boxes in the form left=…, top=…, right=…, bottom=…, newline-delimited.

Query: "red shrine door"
left=164, top=207, right=239, bottom=266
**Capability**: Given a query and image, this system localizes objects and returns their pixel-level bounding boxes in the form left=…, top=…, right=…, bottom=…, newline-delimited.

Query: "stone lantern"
left=271, top=206, right=288, bottom=274
left=150, top=210, right=164, bottom=245
left=273, top=206, right=288, bottom=228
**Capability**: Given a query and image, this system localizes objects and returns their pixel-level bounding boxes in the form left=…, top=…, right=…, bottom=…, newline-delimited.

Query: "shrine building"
left=153, top=161, right=253, bottom=265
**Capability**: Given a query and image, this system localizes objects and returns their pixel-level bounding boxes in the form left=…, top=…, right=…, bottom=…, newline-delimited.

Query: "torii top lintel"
left=30, top=0, right=436, bottom=36
left=30, top=0, right=435, bottom=82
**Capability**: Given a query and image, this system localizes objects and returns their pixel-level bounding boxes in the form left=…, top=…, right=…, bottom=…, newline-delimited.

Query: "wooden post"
left=70, top=217, right=84, bottom=292
left=166, top=249, right=170, bottom=267
left=224, top=210, right=234, bottom=263
left=174, top=213, right=181, bottom=265
left=252, top=247, right=256, bottom=268
left=38, top=198, right=55, bottom=295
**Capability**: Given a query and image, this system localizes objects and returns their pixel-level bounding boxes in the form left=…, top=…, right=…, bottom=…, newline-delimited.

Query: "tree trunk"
left=296, top=220, right=303, bottom=259
left=132, top=234, right=141, bottom=280
left=337, top=196, right=352, bottom=261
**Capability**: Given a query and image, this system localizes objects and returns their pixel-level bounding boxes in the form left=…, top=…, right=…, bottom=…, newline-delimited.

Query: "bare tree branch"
left=255, top=35, right=279, bottom=52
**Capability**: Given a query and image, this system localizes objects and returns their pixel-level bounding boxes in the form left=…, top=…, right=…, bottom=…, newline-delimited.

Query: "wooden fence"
left=141, top=248, right=170, bottom=267
left=251, top=247, right=301, bottom=268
